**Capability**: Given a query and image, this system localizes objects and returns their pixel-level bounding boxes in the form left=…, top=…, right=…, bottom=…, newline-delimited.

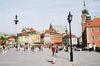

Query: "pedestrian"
left=56, top=46, right=58, bottom=53
left=38, top=45, right=41, bottom=51
left=24, top=43, right=28, bottom=51
left=88, top=43, right=93, bottom=51
left=93, top=43, right=96, bottom=51
left=2, top=44, right=7, bottom=53
left=64, top=45, right=68, bottom=52
left=31, top=45, right=35, bottom=52
left=15, top=43, right=18, bottom=51
left=51, top=44, right=56, bottom=64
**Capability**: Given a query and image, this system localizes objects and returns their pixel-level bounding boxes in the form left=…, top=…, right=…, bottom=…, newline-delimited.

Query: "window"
left=98, top=36, right=100, bottom=40
left=92, top=28, right=94, bottom=32
left=99, top=28, right=100, bottom=32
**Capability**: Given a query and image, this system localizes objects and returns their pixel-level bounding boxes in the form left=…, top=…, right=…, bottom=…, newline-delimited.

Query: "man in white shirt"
left=88, top=43, right=93, bottom=51
left=93, top=43, right=96, bottom=51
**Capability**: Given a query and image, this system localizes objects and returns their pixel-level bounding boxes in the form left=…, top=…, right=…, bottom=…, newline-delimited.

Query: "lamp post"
left=65, top=29, right=68, bottom=46
left=65, top=29, right=68, bottom=52
left=14, top=15, right=19, bottom=49
left=67, top=12, right=73, bottom=62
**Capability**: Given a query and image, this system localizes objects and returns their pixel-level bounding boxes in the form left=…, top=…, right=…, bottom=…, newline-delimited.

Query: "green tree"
left=0, top=36, right=8, bottom=44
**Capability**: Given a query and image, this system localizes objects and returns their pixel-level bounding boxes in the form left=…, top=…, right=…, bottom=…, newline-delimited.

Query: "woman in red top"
left=51, top=44, right=56, bottom=64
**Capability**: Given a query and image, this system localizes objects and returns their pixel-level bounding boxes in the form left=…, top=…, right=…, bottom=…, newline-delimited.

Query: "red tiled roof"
left=87, top=18, right=100, bottom=27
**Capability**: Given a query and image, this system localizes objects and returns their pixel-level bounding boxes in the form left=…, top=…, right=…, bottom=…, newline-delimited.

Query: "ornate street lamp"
left=67, top=12, right=73, bottom=62
left=65, top=29, right=68, bottom=45
left=14, top=15, right=19, bottom=49
left=65, top=29, right=68, bottom=52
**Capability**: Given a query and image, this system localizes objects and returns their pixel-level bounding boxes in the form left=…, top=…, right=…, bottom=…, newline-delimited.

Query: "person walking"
left=51, top=44, right=56, bottom=64
left=31, top=45, right=35, bottom=52
left=93, top=43, right=96, bottom=51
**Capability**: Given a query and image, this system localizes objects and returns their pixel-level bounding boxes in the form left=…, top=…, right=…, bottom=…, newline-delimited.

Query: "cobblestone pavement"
left=0, top=48, right=100, bottom=66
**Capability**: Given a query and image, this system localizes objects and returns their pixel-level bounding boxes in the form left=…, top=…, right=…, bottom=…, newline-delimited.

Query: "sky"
left=0, top=0, right=100, bottom=37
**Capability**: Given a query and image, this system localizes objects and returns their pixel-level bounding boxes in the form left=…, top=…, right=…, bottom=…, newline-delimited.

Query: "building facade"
left=43, top=23, right=63, bottom=45
left=18, top=28, right=41, bottom=45
left=81, top=1, right=100, bottom=51
left=63, top=33, right=77, bottom=46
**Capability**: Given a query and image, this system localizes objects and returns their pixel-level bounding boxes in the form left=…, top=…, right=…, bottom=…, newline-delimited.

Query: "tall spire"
left=49, top=23, right=53, bottom=30
left=15, top=14, right=18, bottom=20
left=82, top=1, right=91, bottom=21
left=83, top=0, right=86, bottom=8
left=82, top=1, right=89, bottom=15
